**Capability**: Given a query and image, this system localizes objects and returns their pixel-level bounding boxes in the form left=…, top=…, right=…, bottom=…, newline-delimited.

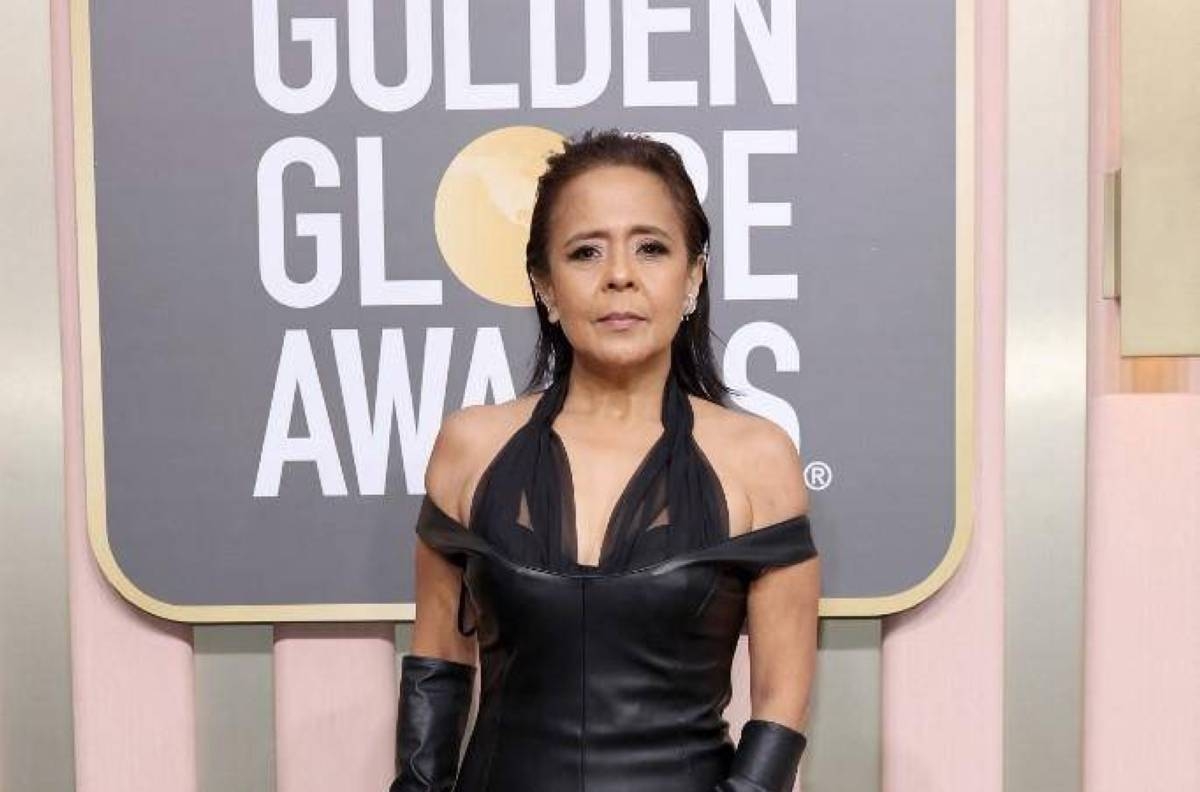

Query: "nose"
left=604, top=246, right=635, bottom=290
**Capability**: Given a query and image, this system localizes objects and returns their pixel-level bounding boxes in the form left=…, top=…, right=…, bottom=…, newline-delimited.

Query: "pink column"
left=53, top=0, right=198, bottom=786
left=273, top=623, right=397, bottom=791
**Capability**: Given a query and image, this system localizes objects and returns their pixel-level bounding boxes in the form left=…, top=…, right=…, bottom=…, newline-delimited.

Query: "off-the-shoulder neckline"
left=418, top=493, right=812, bottom=580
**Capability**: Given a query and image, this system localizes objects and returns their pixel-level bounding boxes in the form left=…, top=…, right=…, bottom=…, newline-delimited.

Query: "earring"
left=682, top=292, right=697, bottom=319
left=535, top=290, right=558, bottom=324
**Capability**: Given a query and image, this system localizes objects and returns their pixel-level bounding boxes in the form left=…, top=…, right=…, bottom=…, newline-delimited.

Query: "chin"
left=585, top=342, right=665, bottom=369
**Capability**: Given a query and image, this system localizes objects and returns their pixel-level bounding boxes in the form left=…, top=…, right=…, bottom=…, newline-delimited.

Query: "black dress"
left=414, top=372, right=818, bottom=792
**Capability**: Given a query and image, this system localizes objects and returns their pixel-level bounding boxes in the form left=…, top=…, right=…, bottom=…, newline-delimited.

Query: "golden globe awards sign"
left=75, top=0, right=973, bottom=622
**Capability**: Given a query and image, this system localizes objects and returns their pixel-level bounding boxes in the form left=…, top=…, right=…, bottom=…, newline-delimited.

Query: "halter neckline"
left=529, top=368, right=693, bottom=439
left=464, top=367, right=731, bottom=574
left=526, top=371, right=688, bottom=568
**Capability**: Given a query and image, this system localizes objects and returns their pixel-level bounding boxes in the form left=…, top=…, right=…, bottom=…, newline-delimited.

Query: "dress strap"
left=433, top=370, right=735, bottom=575
left=520, top=371, right=722, bottom=571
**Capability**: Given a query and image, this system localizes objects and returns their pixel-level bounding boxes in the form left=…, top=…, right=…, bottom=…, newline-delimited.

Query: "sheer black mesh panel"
left=457, top=372, right=730, bottom=575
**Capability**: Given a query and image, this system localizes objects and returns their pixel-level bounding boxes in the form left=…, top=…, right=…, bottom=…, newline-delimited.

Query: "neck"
left=555, top=358, right=673, bottom=427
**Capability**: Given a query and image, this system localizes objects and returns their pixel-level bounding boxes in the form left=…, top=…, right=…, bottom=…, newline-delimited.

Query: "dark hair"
left=521, top=128, right=735, bottom=405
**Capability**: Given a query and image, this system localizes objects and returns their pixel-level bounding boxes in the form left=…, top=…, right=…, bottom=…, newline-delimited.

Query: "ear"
left=530, top=275, right=554, bottom=302
left=530, top=275, right=560, bottom=323
left=687, top=253, right=707, bottom=295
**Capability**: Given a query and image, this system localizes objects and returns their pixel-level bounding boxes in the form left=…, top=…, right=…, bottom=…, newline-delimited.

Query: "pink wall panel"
left=53, top=1, right=198, bottom=787
left=1084, top=395, right=1200, bottom=792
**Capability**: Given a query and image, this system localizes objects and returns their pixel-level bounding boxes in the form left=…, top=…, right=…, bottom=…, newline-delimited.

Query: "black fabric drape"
left=463, top=371, right=730, bottom=575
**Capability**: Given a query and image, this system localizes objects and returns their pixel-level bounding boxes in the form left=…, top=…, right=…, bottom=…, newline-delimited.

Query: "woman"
left=390, top=129, right=821, bottom=792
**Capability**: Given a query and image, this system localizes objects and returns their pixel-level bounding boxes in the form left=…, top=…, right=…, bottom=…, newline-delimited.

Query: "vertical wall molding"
left=1, top=0, right=76, bottom=789
left=1005, top=2, right=1090, bottom=792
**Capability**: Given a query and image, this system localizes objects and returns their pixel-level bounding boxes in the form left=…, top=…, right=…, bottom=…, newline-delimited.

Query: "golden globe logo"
left=434, top=126, right=565, bottom=307
left=249, top=0, right=809, bottom=501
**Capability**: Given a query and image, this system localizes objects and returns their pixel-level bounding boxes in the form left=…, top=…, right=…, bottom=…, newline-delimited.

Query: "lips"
left=598, top=312, right=644, bottom=321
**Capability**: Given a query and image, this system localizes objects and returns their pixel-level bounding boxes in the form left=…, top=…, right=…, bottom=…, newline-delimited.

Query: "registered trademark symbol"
left=804, top=461, right=832, bottom=491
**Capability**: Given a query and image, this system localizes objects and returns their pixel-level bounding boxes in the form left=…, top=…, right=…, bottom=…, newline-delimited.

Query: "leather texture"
left=401, top=371, right=819, bottom=790
left=388, top=653, right=475, bottom=792
left=415, top=499, right=816, bottom=792
left=712, top=718, right=808, bottom=791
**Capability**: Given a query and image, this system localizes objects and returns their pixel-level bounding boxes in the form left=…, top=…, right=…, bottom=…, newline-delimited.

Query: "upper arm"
left=423, top=406, right=477, bottom=522
left=741, top=417, right=809, bottom=529
left=740, top=417, right=821, bottom=730
left=410, top=407, right=482, bottom=664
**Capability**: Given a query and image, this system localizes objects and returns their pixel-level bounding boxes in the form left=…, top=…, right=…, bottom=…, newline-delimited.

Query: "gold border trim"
left=72, top=0, right=975, bottom=622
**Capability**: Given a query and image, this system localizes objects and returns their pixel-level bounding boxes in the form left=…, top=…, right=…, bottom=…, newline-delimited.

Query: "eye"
left=568, top=244, right=601, bottom=261
left=638, top=240, right=669, bottom=256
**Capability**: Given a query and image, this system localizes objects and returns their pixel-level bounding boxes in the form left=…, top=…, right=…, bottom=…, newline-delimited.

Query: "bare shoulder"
left=690, top=397, right=809, bottom=533
left=424, top=392, right=543, bottom=524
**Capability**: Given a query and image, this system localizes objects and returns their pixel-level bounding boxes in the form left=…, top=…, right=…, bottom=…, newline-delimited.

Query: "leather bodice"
left=414, top=373, right=818, bottom=791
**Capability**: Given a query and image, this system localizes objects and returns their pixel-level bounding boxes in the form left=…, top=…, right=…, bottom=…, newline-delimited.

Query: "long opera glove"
left=713, top=719, right=808, bottom=792
left=387, top=653, right=475, bottom=792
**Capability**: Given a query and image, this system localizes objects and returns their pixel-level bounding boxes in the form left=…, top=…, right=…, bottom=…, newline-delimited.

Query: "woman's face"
left=536, top=164, right=705, bottom=372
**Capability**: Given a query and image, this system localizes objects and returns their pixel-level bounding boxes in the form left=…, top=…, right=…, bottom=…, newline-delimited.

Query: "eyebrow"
left=561, top=224, right=674, bottom=249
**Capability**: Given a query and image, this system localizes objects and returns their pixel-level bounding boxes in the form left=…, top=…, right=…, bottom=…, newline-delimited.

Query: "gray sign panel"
left=76, top=0, right=972, bottom=622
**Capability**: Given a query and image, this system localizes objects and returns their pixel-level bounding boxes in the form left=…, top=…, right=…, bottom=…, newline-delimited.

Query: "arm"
left=719, top=419, right=821, bottom=792
left=411, top=408, right=480, bottom=664
left=389, top=412, right=479, bottom=792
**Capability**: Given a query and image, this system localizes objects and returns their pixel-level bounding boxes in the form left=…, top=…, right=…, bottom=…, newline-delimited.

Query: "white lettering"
left=724, top=322, right=801, bottom=448
left=623, top=0, right=698, bottom=107
left=710, top=0, right=797, bottom=105
left=640, top=131, right=709, bottom=201
left=529, top=0, right=611, bottom=108
left=356, top=137, right=443, bottom=306
left=257, top=137, right=343, bottom=309
left=722, top=129, right=798, bottom=300
left=461, top=327, right=517, bottom=406
left=335, top=327, right=453, bottom=495
left=444, top=0, right=520, bottom=109
left=254, top=330, right=348, bottom=496
left=252, top=0, right=337, bottom=113
left=347, top=0, right=434, bottom=112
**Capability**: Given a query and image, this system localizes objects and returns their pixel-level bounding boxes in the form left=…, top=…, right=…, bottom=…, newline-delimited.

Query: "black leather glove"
left=714, top=719, right=808, bottom=792
left=387, top=653, right=475, bottom=792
